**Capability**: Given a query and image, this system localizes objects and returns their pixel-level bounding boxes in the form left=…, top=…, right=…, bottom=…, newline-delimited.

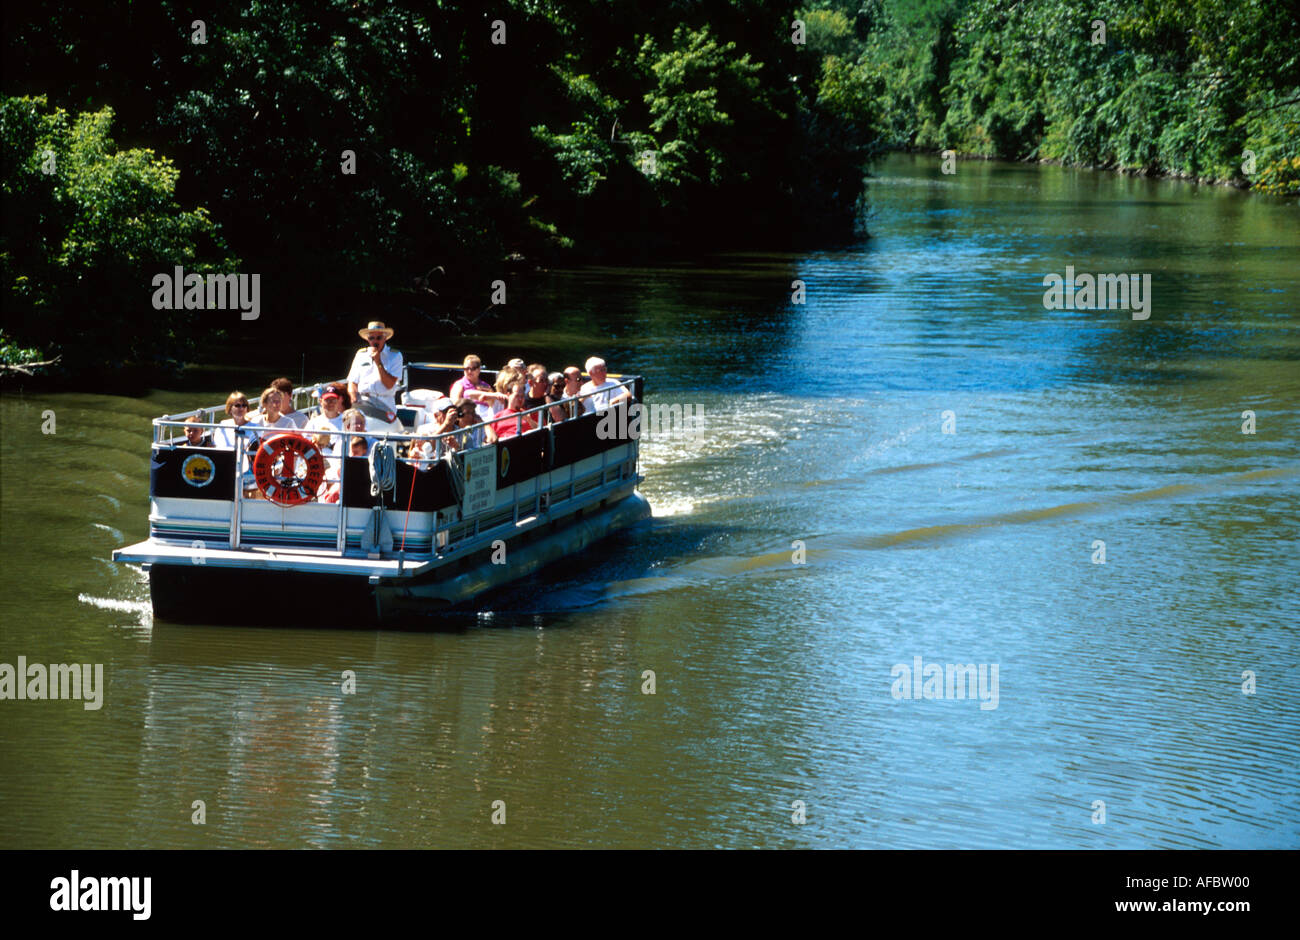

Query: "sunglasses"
left=231, top=403, right=248, bottom=408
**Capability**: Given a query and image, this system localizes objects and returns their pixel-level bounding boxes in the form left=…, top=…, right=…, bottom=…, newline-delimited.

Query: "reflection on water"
left=2, top=154, right=1298, bottom=848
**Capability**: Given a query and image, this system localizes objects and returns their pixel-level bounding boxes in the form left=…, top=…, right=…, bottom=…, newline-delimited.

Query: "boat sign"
left=462, top=448, right=497, bottom=516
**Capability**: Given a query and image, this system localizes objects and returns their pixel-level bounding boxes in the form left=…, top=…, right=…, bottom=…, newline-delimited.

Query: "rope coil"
left=369, top=440, right=397, bottom=498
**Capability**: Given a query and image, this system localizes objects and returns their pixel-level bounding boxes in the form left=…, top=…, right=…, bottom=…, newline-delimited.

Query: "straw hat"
left=358, top=320, right=395, bottom=340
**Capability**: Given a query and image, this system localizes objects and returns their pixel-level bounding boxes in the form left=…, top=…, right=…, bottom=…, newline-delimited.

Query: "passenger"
left=486, top=382, right=538, bottom=442
left=348, top=436, right=369, bottom=458
left=454, top=401, right=486, bottom=450
left=524, top=363, right=549, bottom=411
left=475, top=367, right=515, bottom=424
left=580, top=357, right=632, bottom=414
left=412, top=398, right=460, bottom=464
left=346, top=320, right=403, bottom=414
left=306, top=385, right=346, bottom=456
left=449, top=355, right=503, bottom=412
left=212, top=392, right=256, bottom=450
left=212, top=391, right=259, bottom=490
left=563, top=366, right=582, bottom=395
left=407, top=431, right=435, bottom=469
left=341, top=408, right=371, bottom=458
left=312, top=432, right=341, bottom=501
left=545, top=372, right=569, bottom=424
left=181, top=415, right=214, bottom=447
left=248, top=386, right=295, bottom=440
left=271, top=377, right=309, bottom=428
left=317, top=447, right=341, bottom=502
left=498, top=361, right=525, bottom=397
left=322, top=380, right=351, bottom=410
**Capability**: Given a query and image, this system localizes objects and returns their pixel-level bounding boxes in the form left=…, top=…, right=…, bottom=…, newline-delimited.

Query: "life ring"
left=253, top=434, right=326, bottom=506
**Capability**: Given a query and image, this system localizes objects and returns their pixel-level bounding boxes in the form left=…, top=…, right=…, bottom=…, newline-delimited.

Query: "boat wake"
left=596, top=465, right=1300, bottom=600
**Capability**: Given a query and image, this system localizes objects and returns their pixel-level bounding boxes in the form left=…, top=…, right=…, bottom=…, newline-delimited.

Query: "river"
left=2, top=153, right=1297, bottom=848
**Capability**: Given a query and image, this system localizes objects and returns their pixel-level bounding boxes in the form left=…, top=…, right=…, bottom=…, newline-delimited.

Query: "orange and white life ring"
left=253, top=434, right=326, bottom=506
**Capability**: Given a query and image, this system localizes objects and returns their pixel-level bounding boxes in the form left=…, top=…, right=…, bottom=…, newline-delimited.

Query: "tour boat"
left=112, top=362, right=650, bottom=626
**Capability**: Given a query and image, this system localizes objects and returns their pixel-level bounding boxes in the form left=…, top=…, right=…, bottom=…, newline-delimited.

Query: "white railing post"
left=336, top=439, right=348, bottom=553
left=230, top=435, right=243, bottom=549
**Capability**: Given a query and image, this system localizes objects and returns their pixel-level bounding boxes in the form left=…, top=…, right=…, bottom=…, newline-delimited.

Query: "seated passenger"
left=341, top=408, right=371, bottom=458
left=454, top=401, right=486, bottom=450
left=411, top=398, right=459, bottom=465
left=473, top=368, right=515, bottom=424
left=306, top=385, right=346, bottom=456
left=486, top=382, right=538, bottom=442
left=212, top=391, right=259, bottom=489
left=580, top=357, right=632, bottom=414
left=545, top=372, right=569, bottom=424
left=212, top=392, right=256, bottom=450
left=181, top=414, right=214, bottom=447
left=524, top=363, right=549, bottom=411
left=319, top=380, right=351, bottom=410
left=248, top=386, right=295, bottom=440
left=449, top=355, right=504, bottom=411
left=560, top=367, right=584, bottom=419
left=271, top=377, right=309, bottom=428
left=314, top=432, right=343, bottom=502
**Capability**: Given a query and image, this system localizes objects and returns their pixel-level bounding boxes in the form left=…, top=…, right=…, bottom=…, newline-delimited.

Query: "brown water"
left=2, top=154, right=1297, bottom=847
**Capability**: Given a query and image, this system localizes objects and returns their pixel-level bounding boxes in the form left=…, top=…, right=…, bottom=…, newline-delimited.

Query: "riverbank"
left=901, top=146, right=1297, bottom=196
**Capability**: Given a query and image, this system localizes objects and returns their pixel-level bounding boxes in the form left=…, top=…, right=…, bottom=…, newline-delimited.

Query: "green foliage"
left=800, top=9, right=859, bottom=59
left=1, top=95, right=234, bottom=375
left=638, top=25, right=770, bottom=190
left=866, top=0, right=1298, bottom=193
left=0, top=330, right=43, bottom=365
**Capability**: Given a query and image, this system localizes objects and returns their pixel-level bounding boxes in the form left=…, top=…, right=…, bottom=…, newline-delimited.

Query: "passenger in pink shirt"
left=450, top=355, right=506, bottom=412
left=486, top=382, right=537, bottom=442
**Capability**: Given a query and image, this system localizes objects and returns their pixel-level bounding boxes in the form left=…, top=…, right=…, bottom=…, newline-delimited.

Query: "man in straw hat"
left=346, top=320, right=404, bottom=414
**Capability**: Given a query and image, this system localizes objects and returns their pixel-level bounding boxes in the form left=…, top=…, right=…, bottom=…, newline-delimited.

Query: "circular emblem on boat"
left=181, top=454, right=216, bottom=488
left=499, top=446, right=510, bottom=479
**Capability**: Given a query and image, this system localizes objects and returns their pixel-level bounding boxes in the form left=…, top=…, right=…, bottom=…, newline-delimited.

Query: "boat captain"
left=347, top=320, right=403, bottom=415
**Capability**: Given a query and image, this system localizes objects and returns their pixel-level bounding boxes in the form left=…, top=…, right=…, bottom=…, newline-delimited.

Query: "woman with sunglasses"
left=450, top=355, right=506, bottom=416
left=211, top=391, right=260, bottom=490
left=212, top=391, right=255, bottom=449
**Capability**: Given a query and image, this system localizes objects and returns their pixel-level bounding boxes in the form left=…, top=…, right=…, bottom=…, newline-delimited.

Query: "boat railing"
left=150, top=375, right=636, bottom=447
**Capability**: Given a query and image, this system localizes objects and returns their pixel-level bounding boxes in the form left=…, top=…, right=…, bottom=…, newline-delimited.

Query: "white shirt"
left=212, top=419, right=259, bottom=451
left=476, top=398, right=504, bottom=424
left=347, top=345, right=403, bottom=409
left=281, top=410, right=310, bottom=429
left=306, top=413, right=346, bottom=457
left=580, top=379, right=624, bottom=414
left=246, top=413, right=294, bottom=441
left=212, top=419, right=261, bottom=475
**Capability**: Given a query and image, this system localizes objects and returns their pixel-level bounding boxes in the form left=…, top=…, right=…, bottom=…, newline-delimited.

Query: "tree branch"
left=0, top=355, right=62, bottom=376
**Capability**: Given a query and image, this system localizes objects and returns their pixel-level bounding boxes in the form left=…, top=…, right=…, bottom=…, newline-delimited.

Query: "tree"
left=1, top=96, right=234, bottom=377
